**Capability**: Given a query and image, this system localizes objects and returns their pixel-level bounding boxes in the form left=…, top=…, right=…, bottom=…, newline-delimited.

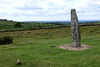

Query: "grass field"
left=0, top=25, right=100, bottom=67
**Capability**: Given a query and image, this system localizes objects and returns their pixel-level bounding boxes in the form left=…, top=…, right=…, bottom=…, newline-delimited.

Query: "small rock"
left=16, top=59, right=21, bottom=65
left=51, top=45, right=55, bottom=47
left=29, top=41, right=31, bottom=44
left=25, top=40, right=27, bottom=42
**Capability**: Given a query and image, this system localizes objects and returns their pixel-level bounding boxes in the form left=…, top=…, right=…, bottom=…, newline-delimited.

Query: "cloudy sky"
left=0, top=0, right=100, bottom=21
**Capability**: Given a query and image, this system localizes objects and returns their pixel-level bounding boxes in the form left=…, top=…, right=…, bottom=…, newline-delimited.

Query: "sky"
left=0, top=0, right=100, bottom=21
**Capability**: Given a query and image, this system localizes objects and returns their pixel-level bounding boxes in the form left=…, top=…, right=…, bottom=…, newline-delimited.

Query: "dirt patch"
left=60, top=44, right=91, bottom=50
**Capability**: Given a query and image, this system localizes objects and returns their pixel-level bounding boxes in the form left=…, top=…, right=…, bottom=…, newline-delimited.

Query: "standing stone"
left=71, top=9, right=81, bottom=47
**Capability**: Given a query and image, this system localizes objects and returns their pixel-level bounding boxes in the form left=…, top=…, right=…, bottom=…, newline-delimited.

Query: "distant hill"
left=0, top=19, right=14, bottom=22
left=0, top=20, right=66, bottom=31
left=0, top=19, right=100, bottom=31
left=19, top=20, right=100, bottom=25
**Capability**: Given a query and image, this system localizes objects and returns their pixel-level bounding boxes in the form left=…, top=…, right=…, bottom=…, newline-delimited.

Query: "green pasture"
left=0, top=25, right=100, bottom=67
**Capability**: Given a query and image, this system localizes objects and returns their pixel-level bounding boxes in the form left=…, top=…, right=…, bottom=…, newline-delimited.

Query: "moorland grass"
left=0, top=21, right=63, bottom=31
left=0, top=25, right=100, bottom=67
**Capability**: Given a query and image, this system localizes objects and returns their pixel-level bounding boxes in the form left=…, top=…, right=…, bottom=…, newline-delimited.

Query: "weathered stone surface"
left=71, top=9, right=81, bottom=47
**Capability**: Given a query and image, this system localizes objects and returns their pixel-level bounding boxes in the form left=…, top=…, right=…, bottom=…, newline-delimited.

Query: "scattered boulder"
left=51, top=45, right=55, bottom=47
left=29, top=41, right=31, bottom=44
left=16, top=59, right=21, bottom=65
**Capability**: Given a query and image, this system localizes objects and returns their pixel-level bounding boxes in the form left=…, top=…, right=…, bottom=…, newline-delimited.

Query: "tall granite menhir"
left=71, top=9, right=81, bottom=47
